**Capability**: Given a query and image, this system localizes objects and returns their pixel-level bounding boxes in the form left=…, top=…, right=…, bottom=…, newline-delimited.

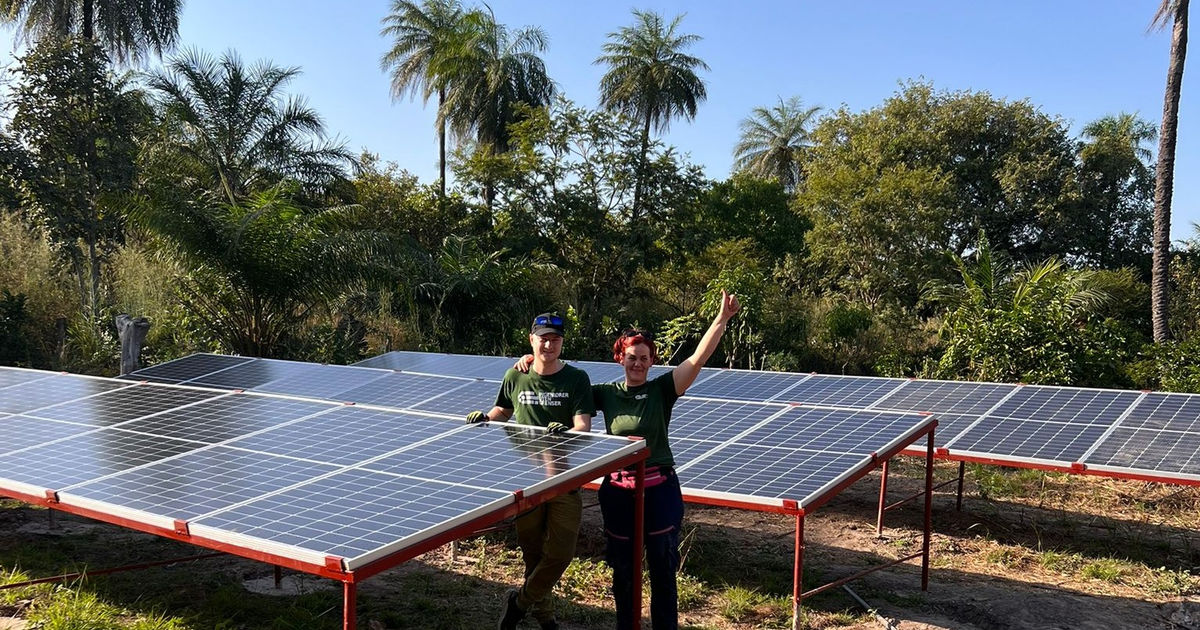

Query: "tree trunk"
left=633, top=112, right=651, bottom=222
left=82, top=0, right=94, bottom=40
left=115, top=313, right=150, bottom=375
left=1152, top=0, right=1189, bottom=343
left=439, top=87, right=447, bottom=204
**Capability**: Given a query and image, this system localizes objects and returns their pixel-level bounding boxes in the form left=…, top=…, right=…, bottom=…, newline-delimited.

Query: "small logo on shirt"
left=518, top=391, right=570, bottom=406
left=634, top=393, right=648, bottom=400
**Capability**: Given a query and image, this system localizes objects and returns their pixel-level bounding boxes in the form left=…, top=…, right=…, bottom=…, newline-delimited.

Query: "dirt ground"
left=1, top=459, right=1198, bottom=629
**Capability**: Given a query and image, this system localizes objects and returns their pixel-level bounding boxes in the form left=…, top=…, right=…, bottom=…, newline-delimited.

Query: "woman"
left=517, top=290, right=740, bottom=630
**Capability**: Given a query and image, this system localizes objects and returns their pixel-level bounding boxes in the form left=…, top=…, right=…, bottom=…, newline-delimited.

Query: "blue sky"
left=3, top=1, right=1198, bottom=239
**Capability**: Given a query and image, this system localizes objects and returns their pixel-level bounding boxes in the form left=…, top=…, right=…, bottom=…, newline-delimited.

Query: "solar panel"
left=0, top=374, right=133, bottom=414
left=0, top=415, right=95, bottom=455
left=947, top=419, right=1112, bottom=462
left=338, top=372, right=474, bottom=409
left=224, top=407, right=465, bottom=466
left=665, top=398, right=789, bottom=443
left=23, top=384, right=224, bottom=426
left=1118, top=393, right=1200, bottom=432
left=355, top=351, right=512, bottom=380
left=0, top=428, right=202, bottom=491
left=115, top=394, right=334, bottom=443
left=571, top=360, right=627, bottom=384
left=685, top=370, right=810, bottom=401
left=362, top=423, right=632, bottom=493
left=733, top=407, right=931, bottom=455
left=1083, top=427, right=1200, bottom=477
left=61, top=446, right=340, bottom=520
left=775, top=375, right=908, bottom=408
left=871, top=380, right=1018, bottom=416
left=681, top=444, right=870, bottom=507
left=189, top=469, right=513, bottom=568
left=984, top=386, right=1141, bottom=426
left=188, top=359, right=311, bottom=390
left=254, top=364, right=394, bottom=400
left=408, top=379, right=501, bottom=416
left=124, top=354, right=255, bottom=384
left=0, top=366, right=57, bottom=390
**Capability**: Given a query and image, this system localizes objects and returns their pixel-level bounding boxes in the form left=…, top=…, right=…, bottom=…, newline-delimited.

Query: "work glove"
left=546, top=422, right=568, bottom=434
left=466, top=410, right=489, bottom=423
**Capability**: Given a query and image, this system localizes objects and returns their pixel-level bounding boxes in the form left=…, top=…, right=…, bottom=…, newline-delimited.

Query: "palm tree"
left=1150, top=0, right=1190, bottom=342
left=596, top=10, right=708, bottom=219
left=379, top=0, right=470, bottom=202
left=437, top=9, right=554, bottom=212
left=732, top=96, right=821, bottom=192
left=145, top=49, right=354, bottom=205
left=0, top=0, right=181, bottom=62
left=1078, top=113, right=1156, bottom=269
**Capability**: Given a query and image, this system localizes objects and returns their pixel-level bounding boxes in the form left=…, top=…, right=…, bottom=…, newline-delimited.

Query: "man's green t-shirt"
left=593, top=371, right=679, bottom=468
left=495, top=363, right=594, bottom=427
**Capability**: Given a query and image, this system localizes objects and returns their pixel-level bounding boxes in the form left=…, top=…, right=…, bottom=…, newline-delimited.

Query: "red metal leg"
left=876, top=459, right=890, bottom=536
left=633, top=459, right=645, bottom=630
left=343, top=580, right=356, bottom=630
left=955, top=460, right=965, bottom=512
left=792, top=513, right=804, bottom=630
left=922, top=430, right=934, bottom=591
left=274, top=565, right=282, bottom=589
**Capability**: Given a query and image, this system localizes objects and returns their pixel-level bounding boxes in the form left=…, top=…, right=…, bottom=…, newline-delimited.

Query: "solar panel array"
left=0, top=366, right=643, bottom=570
left=350, top=351, right=1200, bottom=484
left=125, top=353, right=936, bottom=509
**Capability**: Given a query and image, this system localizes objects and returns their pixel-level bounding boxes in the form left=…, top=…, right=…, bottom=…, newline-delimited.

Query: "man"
left=467, top=312, right=593, bottom=630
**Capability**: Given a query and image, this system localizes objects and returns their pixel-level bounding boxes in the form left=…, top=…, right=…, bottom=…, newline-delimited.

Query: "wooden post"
left=115, top=314, right=150, bottom=376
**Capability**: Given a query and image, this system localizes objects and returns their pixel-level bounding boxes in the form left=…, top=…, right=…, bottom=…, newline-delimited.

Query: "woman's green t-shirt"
left=593, top=371, right=679, bottom=468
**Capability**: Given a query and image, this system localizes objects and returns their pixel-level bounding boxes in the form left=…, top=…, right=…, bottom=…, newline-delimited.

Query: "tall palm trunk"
left=1153, top=0, right=1189, bottom=343
left=633, top=111, right=651, bottom=222
left=438, top=86, right=447, bottom=204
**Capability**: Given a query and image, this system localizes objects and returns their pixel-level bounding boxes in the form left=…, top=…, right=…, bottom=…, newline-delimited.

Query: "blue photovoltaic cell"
left=948, top=418, right=1110, bottom=462
left=352, top=350, right=428, bottom=371
left=225, top=407, right=463, bottom=466
left=669, top=438, right=720, bottom=469
left=774, top=375, right=907, bottom=408
left=338, top=372, right=472, bottom=409
left=0, top=375, right=132, bottom=414
left=0, top=428, right=201, bottom=489
left=1084, top=428, right=1200, bottom=475
left=664, top=398, right=787, bottom=443
left=681, top=444, right=869, bottom=505
left=187, top=359, right=310, bottom=390
left=736, top=407, right=929, bottom=456
left=193, top=468, right=511, bottom=562
left=24, top=385, right=223, bottom=426
left=1118, top=393, right=1200, bottom=432
left=363, top=423, right=626, bottom=491
left=63, top=446, right=339, bottom=518
left=408, top=379, right=501, bottom=416
left=117, top=394, right=334, bottom=443
left=916, top=413, right=976, bottom=447
left=986, top=387, right=1141, bottom=426
left=356, top=351, right=510, bottom=380
left=571, top=361, right=627, bottom=384
left=127, top=354, right=255, bottom=384
left=872, top=380, right=1018, bottom=416
left=685, top=370, right=809, bottom=402
left=0, top=415, right=95, bottom=455
left=254, top=364, right=392, bottom=400
left=0, top=367, right=57, bottom=390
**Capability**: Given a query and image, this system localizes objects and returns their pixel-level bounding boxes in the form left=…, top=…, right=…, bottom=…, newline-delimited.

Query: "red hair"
left=613, top=330, right=657, bottom=363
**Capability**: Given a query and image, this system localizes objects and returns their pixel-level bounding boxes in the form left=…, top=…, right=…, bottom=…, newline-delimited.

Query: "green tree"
left=6, top=37, right=147, bottom=319
left=0, top=0, right=180, bottom=62
left=1150, top=0, right=1190, bottom=342
left=130, top=186, right=397, bottom=358
left=145, top=49, right=354, bottom=205
left=379, top=0, right=471, bottom=201
left=596, top=10, right=708, bottom=220
left=437, top=8, right=554, bottom=214
left=798, top=82, right=1080, bottom=307
left=927, top=232, right=1140, bottom=386
left=1075, top=113, right=1155, bottom=270
left=732, top=96, right=821, bottom=192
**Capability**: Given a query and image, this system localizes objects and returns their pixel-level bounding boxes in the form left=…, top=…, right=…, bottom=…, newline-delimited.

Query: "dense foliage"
left=1, top=2, right=1196, bottom=394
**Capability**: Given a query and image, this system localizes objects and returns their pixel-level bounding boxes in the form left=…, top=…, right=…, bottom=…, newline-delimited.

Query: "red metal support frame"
left=343, top=581, right=356, bottom=630
left=791, top=511, right=805, bottom=630
left=876, top=460, right=890, bottom=536
left=922, top=428, right=934, bottom=590
left=632, top=458, right=645, bottom=630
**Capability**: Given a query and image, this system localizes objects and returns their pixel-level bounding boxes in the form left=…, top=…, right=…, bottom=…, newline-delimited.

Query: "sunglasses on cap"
left=535, top=315, right=564, bottom=327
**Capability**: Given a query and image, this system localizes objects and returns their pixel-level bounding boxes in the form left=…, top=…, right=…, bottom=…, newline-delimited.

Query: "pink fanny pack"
left=607, top=465, right=674, bottom=490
